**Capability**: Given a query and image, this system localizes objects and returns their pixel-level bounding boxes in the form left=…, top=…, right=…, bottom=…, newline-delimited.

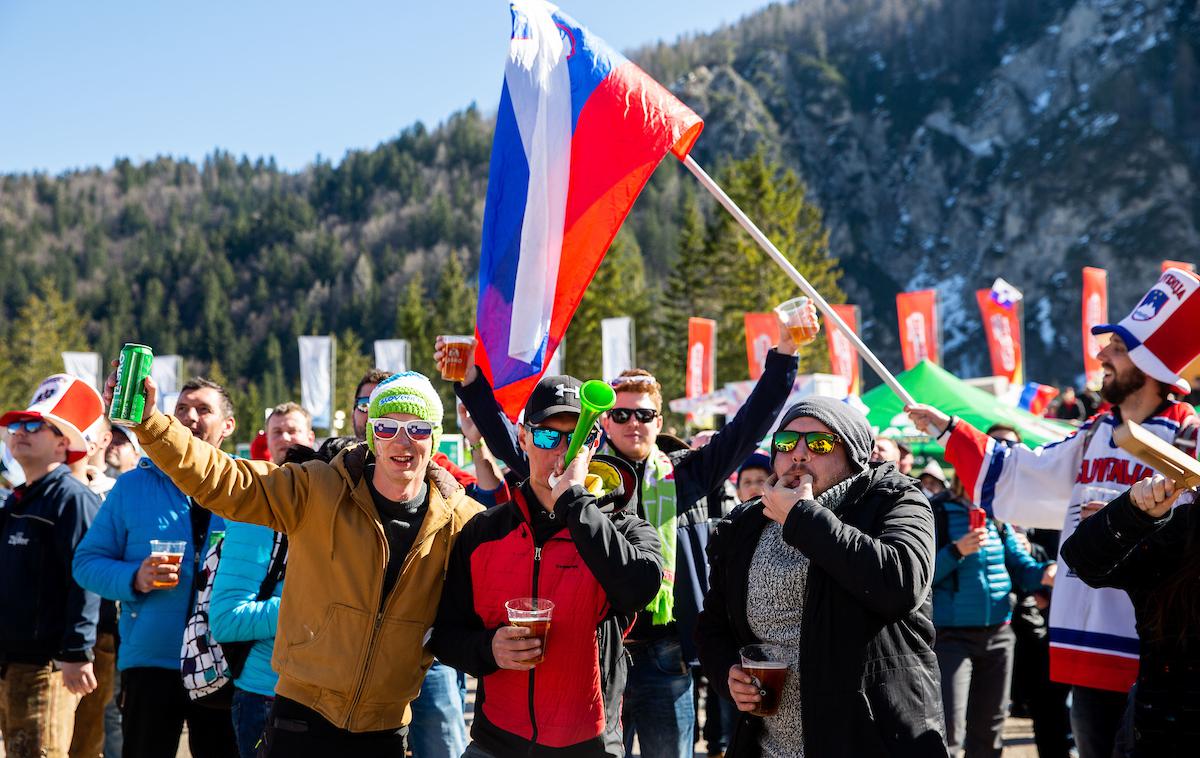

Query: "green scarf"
left=641, top=446, right=678, bottom=625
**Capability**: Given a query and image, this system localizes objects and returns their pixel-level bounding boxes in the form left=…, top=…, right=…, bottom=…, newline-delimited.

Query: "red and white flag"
left=895, top=290, right=940, bottom=369
left=1081, top=267, right=1108, bottom=390
left=826, top=305, right=861, bottom=395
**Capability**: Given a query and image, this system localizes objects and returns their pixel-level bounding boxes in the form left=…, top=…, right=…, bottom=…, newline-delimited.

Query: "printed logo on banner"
left=905, top=312, right=928, bottom=364
left=1132, top=289, right=1169, bottom=322
left=1085, top=293, right=1104, bottom=356
left=688, top=342, right=705, bottom=398
left=990, top=314, right=1016, bottom=372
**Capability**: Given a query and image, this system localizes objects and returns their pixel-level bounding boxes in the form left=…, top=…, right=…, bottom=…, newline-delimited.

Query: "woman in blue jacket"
left=930, top=482, right=1056, bottom=758
left=210, top=519, right=285, bottom=758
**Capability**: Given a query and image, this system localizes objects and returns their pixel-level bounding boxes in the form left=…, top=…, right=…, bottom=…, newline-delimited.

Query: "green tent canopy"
left=861, top=360, right=1077, bottom=450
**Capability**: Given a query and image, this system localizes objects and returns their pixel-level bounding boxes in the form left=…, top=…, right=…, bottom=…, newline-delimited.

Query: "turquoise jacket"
left=209, top=520, right=283, bottom=697
left=74, top=458, right=226, bottom=671
left=931, top=493, right=1049, bottom=628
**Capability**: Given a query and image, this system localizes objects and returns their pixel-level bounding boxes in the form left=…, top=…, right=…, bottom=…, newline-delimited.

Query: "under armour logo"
left=555, top=384, right=580, bottom=399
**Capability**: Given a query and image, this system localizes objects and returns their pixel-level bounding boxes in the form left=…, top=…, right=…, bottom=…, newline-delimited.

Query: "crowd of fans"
left=3, top=271, right=1200, bottom=758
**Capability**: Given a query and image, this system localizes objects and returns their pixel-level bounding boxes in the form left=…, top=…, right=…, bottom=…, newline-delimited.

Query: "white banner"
left=298, top=336, right=335, bottom=429
left=546, top=337, right=565, bottom=376
left=61, top=352, right=101, bottom=391
left=601, top=317, right=634, bottom=382
left=374, top=340, right=410, bottom=374
left=152, top=355, right=182, bottom=409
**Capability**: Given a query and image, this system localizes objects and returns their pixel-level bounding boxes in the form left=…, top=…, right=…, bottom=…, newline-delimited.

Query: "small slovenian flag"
left=475, top=0, right=703, bottom=419
left=989, top=277, right=1023, bottom=310
left=1017, top=382, right=1059, bottom=417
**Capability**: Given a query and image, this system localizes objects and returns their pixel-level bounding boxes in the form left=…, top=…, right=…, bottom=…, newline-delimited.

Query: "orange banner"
left=826, top=304, right=861, bottom=395
left=1163, top=260, right=1197, bottom=273
left=743, top=313, right=781, bottom=381
left=1081, top=267, right=1108, bottom=390
left=687, top=317, right=716, bottom=400
left=895, top=290, right=940, bottom=369
left=976, top=289, right=1024, bottom=386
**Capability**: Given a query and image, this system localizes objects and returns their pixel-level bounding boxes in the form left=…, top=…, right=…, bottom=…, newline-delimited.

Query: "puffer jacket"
left=430, top=482, right=662, bottom=757
left=210, top=520, right=283, bottom=697
left=696, top=463, right=948, bottom=757
left=930, top=492, right=1050, bottom=628
left=131, top=410, right=483, bottom=732
left=74, top=458, right=226, bottom=670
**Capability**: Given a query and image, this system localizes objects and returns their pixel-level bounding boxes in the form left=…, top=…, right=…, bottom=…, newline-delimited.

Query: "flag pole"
left=682, top=154, right=916, bottom=406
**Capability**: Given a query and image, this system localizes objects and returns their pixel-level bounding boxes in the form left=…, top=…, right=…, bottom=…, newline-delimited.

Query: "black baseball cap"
left=524, top=375, right=584, bottom=425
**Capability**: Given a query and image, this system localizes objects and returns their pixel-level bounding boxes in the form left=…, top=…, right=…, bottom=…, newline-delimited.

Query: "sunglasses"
left=354, top=397, right=371, bottom=414
left=6, top=420, right=62, bottom=436
left=772, top=430, right=841, bottom=456
left=370, top=418, right=435, bottom=441
left=607, top=407, right=660, bottom=424
left=524, top=423, right=600, bottom=451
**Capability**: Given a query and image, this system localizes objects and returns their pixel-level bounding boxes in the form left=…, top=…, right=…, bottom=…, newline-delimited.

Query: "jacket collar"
left=12, top=463, right=71, bottom=504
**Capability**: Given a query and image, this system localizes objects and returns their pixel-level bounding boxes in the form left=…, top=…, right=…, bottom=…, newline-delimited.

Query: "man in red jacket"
left=430, top=375, right=663, bottom=757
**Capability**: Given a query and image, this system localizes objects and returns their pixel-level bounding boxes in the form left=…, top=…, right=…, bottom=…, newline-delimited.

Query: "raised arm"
left=907, top=403, right=1088, bottom=529
left=135, top=411, right=312, bottom=534
left=676, top=348, right=798, bottom=497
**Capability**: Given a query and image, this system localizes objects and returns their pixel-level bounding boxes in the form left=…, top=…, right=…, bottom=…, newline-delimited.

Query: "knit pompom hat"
left=366, top=372, right=443, bottom=452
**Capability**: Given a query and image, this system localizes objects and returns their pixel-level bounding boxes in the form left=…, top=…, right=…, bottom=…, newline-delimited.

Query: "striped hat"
left=366, top=372, right=443, bottom=452
left=0, top=374, right=105, bottom=464
left=1091, top=267, right=1200, bottom=386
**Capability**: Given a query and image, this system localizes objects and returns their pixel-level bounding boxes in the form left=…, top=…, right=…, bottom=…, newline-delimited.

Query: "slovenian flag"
left=475, top=0, right=703, bottom=419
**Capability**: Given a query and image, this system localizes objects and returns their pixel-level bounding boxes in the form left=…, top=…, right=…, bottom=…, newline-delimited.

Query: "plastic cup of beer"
left=506, top=597, right=553, bottom=665
left=440, top=335, right=476, bottom=383
left=774, top=297, right=820, bottom=346
left=740, top=643, right=789, bottom=717
left=1079, top=485, right=1123, bottom=521
left=149, top=540, right=186, bottom=589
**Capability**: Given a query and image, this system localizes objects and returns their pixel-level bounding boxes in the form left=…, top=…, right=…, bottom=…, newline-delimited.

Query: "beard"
left=1100, top=363, right=1147, bottom=405
left=778, top=459, right=855, bottom=496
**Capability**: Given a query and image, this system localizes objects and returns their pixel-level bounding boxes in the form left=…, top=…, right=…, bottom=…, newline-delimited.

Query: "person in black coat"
left=695, top=397, right=947, bottom=757
left=1060, top=474, right=1200, bottom=757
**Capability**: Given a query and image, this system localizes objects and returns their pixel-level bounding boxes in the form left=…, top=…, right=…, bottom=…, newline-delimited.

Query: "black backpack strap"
left=255, top=532, right=288, bottom=602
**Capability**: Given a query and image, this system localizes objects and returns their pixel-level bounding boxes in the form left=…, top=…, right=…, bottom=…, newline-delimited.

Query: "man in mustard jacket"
left=104, top=370, right=481, bottom=757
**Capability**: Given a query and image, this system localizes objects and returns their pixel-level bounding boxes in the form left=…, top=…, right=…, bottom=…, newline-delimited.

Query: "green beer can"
left=110, top=343, right=154, bottom=426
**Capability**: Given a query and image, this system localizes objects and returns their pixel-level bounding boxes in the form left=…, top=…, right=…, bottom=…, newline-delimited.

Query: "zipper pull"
left=534, top=547, right=542, bottom=562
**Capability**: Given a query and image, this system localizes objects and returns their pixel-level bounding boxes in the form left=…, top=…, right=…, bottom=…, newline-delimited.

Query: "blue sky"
left=0, top=0, right=772, bottom=175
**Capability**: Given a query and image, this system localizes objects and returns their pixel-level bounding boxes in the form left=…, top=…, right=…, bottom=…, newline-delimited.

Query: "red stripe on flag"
left=944, top=422, right=991, bottom=497
left=1049, top=646, right=1137, bottom=692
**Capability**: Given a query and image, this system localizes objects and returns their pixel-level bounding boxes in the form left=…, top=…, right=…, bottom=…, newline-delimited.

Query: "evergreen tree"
left=703, top=150, right=841, bottom=383
left=0, top=281, right=87, bottom=411
left=334, top=329, right=372, bottom=434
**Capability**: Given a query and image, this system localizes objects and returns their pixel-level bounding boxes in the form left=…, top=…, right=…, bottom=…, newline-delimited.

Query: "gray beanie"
left=772, top=397, right=874, bottom=471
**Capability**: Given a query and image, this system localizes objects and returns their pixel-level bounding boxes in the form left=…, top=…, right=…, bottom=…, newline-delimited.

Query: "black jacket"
left=1061, top=492, right=1200, bottom=756
left=696, top=463, right=948, bottom=757
left=0, top=465, right=101, bottom=664
left=456, top=348, right=798, bottom=664
left=430, top=482, right=662, bottom=757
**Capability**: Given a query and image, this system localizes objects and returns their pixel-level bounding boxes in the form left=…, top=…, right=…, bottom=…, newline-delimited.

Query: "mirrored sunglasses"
left=525, top=424, right=600, bottom=451
left=608, top=407, right=660, bottom=424
left=6, top=419, right=61, bottom=436
left=772, top=430, right=840, bottom=456
left=370, top=418, right=435, bottom=441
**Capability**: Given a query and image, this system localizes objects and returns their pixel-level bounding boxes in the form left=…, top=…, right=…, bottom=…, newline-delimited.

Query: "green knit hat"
left=366, top=372, right=443, bottom=453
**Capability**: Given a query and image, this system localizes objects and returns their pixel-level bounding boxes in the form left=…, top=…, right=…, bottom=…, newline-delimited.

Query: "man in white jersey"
left=907, top=267, right=1200, bottom=758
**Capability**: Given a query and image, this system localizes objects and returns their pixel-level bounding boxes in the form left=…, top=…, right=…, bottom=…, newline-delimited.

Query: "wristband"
left=469, top=440, right=485, bottom=452
left=948, top=543, right=964, bottom=561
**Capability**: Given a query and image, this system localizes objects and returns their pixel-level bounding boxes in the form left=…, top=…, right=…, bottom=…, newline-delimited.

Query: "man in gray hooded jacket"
left=696, top=397, right=948, bottom=757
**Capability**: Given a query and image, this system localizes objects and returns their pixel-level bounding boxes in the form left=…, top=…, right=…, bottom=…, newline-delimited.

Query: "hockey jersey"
left=943, top=402, right=1198, bottom=692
